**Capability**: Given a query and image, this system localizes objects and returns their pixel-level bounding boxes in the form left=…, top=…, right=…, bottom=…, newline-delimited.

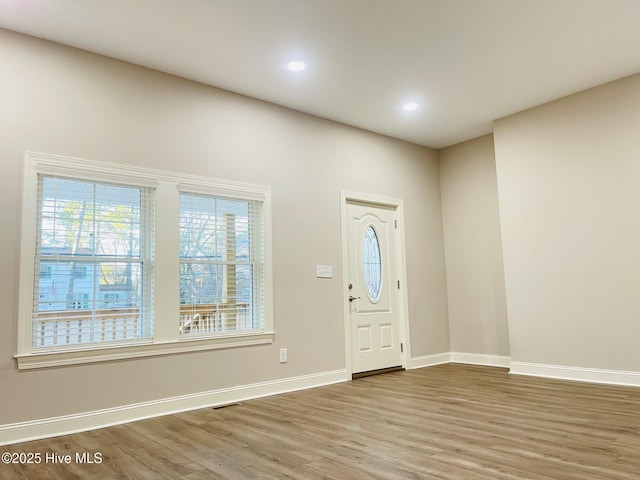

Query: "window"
left=39, top=265, right=52, bottom=279
left=179, top=193, right=264, bottom=336
left=33, top=176, right=154, bottom=348
left=17, top=152, right=273, bottom=369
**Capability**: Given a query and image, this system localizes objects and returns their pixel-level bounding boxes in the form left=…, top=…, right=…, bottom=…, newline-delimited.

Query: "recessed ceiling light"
left=287, top=60, right=307, bottom=72
left=402, top=102, right=419, bottom=111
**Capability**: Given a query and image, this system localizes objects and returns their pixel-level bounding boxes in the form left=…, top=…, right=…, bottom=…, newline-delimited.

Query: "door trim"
left=340, top=190, right=411, bottom=376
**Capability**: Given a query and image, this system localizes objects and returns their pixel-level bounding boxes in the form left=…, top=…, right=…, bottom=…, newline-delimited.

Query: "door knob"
left=349, top=296, right=361, bottom=302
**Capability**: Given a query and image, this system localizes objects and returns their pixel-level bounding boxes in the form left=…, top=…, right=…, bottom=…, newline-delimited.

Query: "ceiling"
left=2, top=0, right=640, bottom=149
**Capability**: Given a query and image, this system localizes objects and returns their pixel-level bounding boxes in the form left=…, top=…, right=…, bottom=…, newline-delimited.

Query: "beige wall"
left=494, top=73, right=640, bottom=371
left=439, top=135, right=509, bottom=357
left=0, top=29, right=449, bottom=426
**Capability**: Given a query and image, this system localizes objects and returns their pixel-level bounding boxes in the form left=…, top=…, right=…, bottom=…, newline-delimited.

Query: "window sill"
left=14, top=332, right=275, bottom=370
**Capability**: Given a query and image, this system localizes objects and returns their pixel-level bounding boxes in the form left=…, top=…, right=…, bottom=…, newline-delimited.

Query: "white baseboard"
left=409, top=352, right=511, bottom=369
left=408, top=352, right=451, bottom=369
left=450, top=352, right=511, bottom=368
left=0, top=369, right=348, bottom=447
left=510, top=361, right=640, bottom=387
left=411, top=353, right=640, bottom=387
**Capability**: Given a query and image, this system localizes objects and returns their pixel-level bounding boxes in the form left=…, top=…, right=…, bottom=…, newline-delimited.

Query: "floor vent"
left=212, top=402, right=243, bottom=410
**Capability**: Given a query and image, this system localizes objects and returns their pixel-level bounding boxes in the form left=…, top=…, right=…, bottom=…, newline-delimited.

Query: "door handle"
left=349, top=296, right=361, bottom=302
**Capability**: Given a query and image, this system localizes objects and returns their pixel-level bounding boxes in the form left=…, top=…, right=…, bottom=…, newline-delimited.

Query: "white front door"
left=347, top=201, right=403, bottom=374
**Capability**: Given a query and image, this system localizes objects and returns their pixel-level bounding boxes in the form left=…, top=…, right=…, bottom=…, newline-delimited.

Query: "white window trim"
left=16, top=152, right=274, bottom=370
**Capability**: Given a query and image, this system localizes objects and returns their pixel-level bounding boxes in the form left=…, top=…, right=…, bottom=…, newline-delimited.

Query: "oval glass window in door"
left=362, top=225, right=382, bottom=302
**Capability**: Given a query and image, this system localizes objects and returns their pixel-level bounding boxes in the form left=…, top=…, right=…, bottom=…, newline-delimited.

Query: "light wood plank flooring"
left=2, top=364, right=640, bottom=479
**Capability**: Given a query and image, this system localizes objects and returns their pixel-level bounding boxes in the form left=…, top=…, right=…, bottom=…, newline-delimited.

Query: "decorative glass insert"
left=362, top=225, right=382, bottom=302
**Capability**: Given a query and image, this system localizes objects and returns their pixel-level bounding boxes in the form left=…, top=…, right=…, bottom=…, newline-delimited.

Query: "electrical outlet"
left=279, top=348, right=288, bottom=363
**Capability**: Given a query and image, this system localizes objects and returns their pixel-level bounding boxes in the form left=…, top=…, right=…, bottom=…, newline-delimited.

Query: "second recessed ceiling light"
left=287, top=60, right=307, bottom=72
left=402, top=102, right=419, bottom=111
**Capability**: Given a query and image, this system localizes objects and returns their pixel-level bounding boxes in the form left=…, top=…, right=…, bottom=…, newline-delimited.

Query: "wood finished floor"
left=2, top=364, right=640, bottom=479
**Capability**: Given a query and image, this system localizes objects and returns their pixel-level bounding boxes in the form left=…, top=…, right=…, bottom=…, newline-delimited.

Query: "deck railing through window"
left=34, top=308, right=141, bottom=347
left=34, top=303, right=250, bottom=347
left=179, top=303, right=250, bottom=335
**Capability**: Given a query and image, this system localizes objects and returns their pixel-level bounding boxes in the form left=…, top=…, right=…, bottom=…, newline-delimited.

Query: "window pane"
left=40, top=177, right=142, bottom=257
left=34, top=261, right=146, bottom=347
left=98, top=262, right=143, bottom=308
left=94, top=184, right=142, bottom=257
left=180, top=263, right=224, bottom=305
left=179, top=262, right=256, bottom=335
left=40, top=178, right=96, bottom=254
left=179, top=195, right=251, bottom=260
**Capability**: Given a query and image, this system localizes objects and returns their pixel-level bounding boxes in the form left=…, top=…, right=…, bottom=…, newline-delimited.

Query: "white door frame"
left=340, top=190, right=411, bottom=375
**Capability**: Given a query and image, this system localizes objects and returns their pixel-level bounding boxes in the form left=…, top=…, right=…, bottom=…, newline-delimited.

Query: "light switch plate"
left=316, top=265, right=333, bottom=278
